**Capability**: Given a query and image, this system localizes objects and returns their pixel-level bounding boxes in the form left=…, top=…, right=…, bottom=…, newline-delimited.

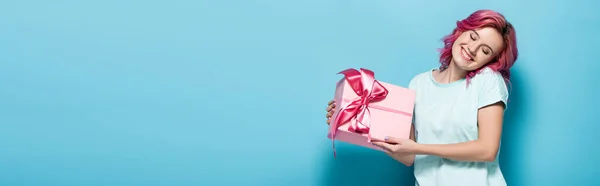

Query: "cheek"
left=451, top=43, right=461, bottom=54
left=476, top=56, right=494, bottom=65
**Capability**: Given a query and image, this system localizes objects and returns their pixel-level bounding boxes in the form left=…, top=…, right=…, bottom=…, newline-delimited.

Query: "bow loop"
left=329, top=68, right=389, bottom=158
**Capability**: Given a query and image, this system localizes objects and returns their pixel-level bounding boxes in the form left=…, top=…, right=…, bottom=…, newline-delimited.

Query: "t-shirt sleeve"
left=408, top=76, right=418, bottom=90
left=408, top=75, right=419, bottom=124
left=477, top=71, right=509, bottom=110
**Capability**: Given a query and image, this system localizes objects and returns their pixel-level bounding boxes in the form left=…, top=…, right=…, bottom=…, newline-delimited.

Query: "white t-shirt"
left=409, top=67, right=509, bottom=186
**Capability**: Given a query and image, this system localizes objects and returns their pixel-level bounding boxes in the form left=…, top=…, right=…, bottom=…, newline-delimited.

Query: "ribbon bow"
left=329, top=68, right=389, bottom=157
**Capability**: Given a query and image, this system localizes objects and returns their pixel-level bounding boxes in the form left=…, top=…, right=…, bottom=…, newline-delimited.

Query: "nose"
left=466, top=43, right=477, bottom=57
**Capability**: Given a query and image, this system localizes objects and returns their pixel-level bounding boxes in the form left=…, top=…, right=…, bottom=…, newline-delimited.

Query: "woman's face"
left=451, top=27, right=504, bottom=71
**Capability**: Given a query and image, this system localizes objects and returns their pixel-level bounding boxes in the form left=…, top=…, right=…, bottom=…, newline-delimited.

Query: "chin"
left=453, top=58, right=483, bottom=72
left=451, top=55, right=470, bottom=69
left=454, top=62, right=469, bottom=71
left=451, top=50, right=480, bottom=71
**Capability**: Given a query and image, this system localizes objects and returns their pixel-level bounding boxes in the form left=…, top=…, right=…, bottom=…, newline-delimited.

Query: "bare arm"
left=387, top=124, right=416, bottom=166
left=413, top=102, right=505, bottom=162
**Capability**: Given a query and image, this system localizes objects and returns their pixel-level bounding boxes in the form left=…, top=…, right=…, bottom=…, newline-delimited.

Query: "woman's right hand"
left=326, top=100, right=336, bottom=125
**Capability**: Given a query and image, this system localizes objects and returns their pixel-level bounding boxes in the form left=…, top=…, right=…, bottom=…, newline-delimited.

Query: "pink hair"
left=438, top=10, right=518, bottom=85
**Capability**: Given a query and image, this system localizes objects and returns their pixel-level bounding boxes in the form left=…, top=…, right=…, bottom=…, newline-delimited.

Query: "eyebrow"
left=473, top=30, right=495, bottom=54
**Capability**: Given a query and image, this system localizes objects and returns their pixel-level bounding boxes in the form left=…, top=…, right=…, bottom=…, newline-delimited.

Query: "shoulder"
left=471, top=67, right=510, bottom=108
left=408, top=69, right=432, bottom=89
left=470, top=67, right=507, bottom=88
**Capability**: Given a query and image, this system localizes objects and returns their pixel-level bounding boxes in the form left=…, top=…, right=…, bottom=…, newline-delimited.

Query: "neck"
left=438, top=60, right=467, bottom=83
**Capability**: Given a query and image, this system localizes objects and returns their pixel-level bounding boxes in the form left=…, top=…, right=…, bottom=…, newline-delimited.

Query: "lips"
left=460, top=47, right=474, bottom=61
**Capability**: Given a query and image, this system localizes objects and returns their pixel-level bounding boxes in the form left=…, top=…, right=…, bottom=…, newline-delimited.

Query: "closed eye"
left=483, top=48, right=490, bottom=55
left=471, top=30, right=495, bottom=55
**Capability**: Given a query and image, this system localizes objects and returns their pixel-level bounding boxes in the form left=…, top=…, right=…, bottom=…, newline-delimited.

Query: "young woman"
left=325, top=10, right=518, bottom=186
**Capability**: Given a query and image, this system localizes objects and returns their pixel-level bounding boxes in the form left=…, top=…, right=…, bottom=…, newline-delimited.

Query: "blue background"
left=1, top=0, right=599, bottom=186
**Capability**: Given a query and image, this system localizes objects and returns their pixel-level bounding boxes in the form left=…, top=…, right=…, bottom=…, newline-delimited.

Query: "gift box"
left=327, top=68, right=415, bottom=157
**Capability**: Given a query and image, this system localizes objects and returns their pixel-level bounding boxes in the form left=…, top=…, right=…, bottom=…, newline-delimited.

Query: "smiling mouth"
left=460, top=47, right=474, bottom=61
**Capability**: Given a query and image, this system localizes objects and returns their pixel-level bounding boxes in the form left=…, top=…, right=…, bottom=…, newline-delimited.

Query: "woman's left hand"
left=372, top=136, right=419, bottom=155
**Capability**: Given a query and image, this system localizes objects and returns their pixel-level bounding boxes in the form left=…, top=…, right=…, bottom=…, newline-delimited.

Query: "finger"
left=327, top=101, right=336, bottom=109
left=326, top=104, right=336, bottom=111
left=372, top=142, right=393, bottom=153
left=326, top=118, right=331, bottom=125
left=383, top=136, right=401, bottom=144
left=326, top=112, right=332, bottom=118
left=384, top=151, right=395, bottom=157
left=371, top=141, right=394, bottom=152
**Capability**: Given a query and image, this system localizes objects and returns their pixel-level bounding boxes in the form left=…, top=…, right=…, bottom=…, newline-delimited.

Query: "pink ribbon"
left=329, top=68, right=389, bottom=158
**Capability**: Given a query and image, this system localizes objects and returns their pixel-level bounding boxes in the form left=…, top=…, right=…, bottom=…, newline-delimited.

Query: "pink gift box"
left=327, top=68, right=415, bottom=155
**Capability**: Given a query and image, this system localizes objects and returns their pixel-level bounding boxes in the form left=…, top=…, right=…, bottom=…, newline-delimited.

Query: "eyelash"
left=470, top=32, right=490, bottom=55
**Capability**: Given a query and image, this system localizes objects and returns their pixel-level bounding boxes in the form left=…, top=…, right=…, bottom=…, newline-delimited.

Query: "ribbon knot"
left=360, top=97, right=370, bottom=106
left=328, top=68, right=389, bottom=158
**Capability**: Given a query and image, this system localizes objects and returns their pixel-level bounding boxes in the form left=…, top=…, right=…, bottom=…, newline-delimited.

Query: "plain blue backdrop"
left=1, top=0, right=599, bottom=186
